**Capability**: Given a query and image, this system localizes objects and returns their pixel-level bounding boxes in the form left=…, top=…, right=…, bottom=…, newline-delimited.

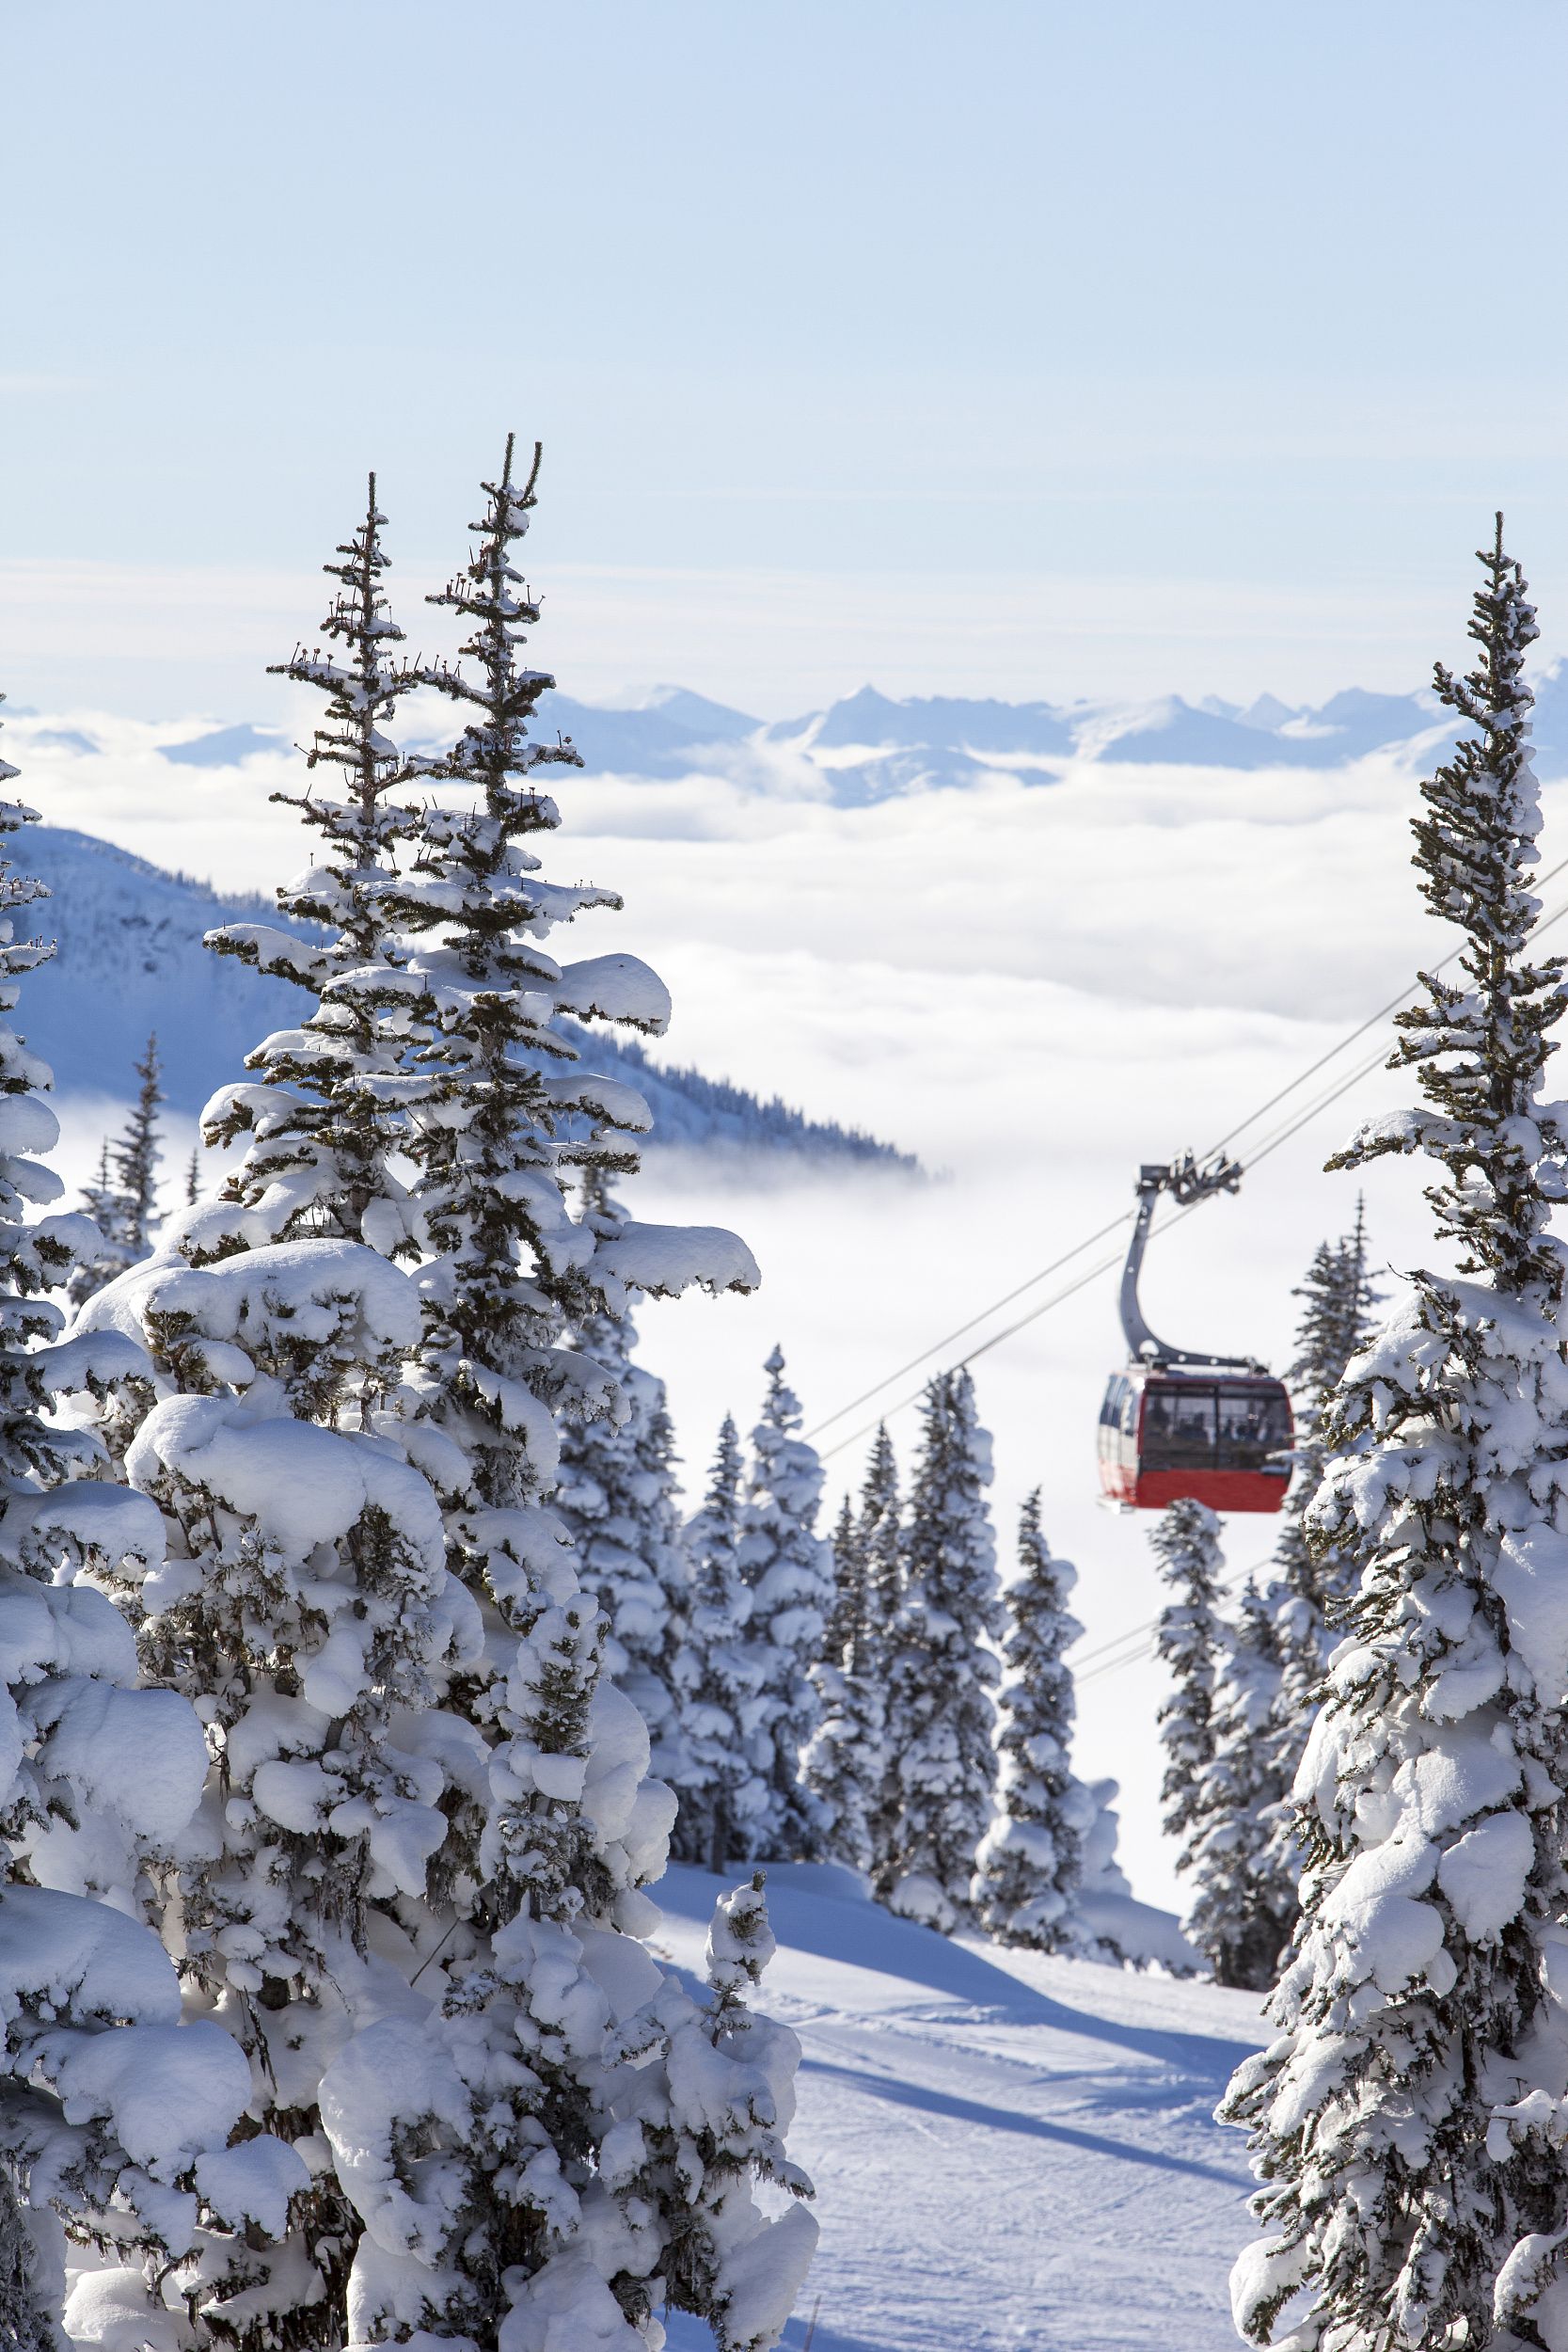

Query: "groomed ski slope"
left=655, top=1863, right=1266, bottom=2352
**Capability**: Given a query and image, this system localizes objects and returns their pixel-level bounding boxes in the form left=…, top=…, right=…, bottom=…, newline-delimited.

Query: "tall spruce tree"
left=802, top=1485, right=886, bottom=1876
left=113, top=1032, right=163, bottom=1256
left=51, top=490, right=499, bottom=2352
left=829, top=1490, right=857, bottom=1631
left=974, top=1490, right=1086, bottom=1951
left=737, top=1347, right=834, bottom=1861
left=861, top=1422, right=901, bottom=1649
left=1257, top=1208, right=1382, bottom=1923
left=856, top=1422, right=907, bottom=1883
left=673, top=1417, right=767, bottom=1872
left=68, top=447, right=800, bottom=2352
left=68, top=1142, right=119, bottom=1311
left=879, top=1368, right=1002, bottom=1931
left=320, top=439, right=802, bottom=2351
left=1222, top=519, right=1568, bottom=2352
left=1152, top=1499, right=1224, bottom=1884
left=1185, top=1579, right=1293, bottom=1990
left=68, top=1036, right=166, bottom=1307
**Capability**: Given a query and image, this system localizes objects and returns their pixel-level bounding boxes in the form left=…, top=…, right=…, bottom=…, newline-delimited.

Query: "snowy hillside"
left=101, top=663, right=1568, bottom=807
left=654, top=1863, right=1264, bottom=2351
left=17, top=826, right=912, bottom=1166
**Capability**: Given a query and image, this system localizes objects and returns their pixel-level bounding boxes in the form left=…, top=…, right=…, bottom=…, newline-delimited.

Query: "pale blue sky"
left=5, top=1, right=1568, bottom=713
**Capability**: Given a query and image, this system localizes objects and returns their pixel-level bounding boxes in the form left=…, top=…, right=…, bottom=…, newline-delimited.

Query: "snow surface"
left=651, top=1862, right=1264, bottom=2351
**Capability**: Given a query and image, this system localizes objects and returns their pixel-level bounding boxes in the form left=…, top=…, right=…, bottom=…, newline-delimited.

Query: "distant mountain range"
left=141, top=667, right=1568, bottom=807
left=17, top=827, right=914, bottom=1169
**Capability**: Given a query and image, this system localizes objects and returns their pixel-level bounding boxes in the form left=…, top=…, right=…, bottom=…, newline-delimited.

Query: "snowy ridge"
left=90, top=662, right=1568, bottom=809
left=13, top=827, right=912, bottom=1165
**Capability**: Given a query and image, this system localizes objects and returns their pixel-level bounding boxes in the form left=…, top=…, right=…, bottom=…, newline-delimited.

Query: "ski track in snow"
left=654, top=1864, right=1264, bottom=2351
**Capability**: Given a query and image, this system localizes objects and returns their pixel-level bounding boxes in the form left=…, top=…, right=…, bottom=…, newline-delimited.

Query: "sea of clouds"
left=11, top=707, right=1556, bottom=1907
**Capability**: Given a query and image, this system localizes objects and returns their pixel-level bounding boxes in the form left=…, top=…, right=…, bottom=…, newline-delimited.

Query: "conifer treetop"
left=1285, top=1198, right=1379, bottom=1430
left=68, top=1039, right=166, bottom=1305
left=242, top=471, right=438, bottom=948
left=861, top=1420, right=902, bottom=1632
left=826, top=1489, right=863, bottom=1668
left=420, top=433, right=584, bottom=797
left=201, top=476, right=446, bottom=1255
left=111, top=1032, right=163, bottom=1254
left=1334, top=516, right=1568, bottom=1296
left=686, top=1415, right=749, bottom=1629
left=270, top=471, right=432, bottom=829
left=378, top=436, right=757, bottom=1527
left=1272, top=1201, right=1380, bottom=1632
left=759, top=1343, right=799, bottom=1427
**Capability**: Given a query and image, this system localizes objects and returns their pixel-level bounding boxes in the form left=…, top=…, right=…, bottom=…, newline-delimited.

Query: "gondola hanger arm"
left=1119, top=1152, right=1259, bottom=1369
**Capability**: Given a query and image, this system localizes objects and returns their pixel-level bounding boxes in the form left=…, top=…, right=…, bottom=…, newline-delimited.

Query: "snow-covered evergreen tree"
left=1272, top=1202, right=1380, bottom=1665
left=315, top=437, right=782, bottom=2352
left=52, top=509, right=494, bottom=2352
left=113, top=1032, right=163, bottom=1255
left=802, top=1484, right=885, bottom=1876
left=737, top=1348, right=834, bottom=1862
left=0, top=701, right=306, bottom=2349
left=55, top=499, right=490, bottom=2352
left=1222, top=519, right=1568, bottom=2351
left=606, top=1875, right=817, bottom=2350
left=68, top=1144, right=119, bottom=1312
left=878, top=1368, right=1002, bottom=1931
left=974, top=1489, right=1085, bottom=1951
left=1185, top=1579, right=1291, bottom=1990
left=855, top=1423, right=906, bottom=1881
left=1152, top=1499, right=1224, bottom=1881
left=72, top=1230, right=482, bottom=2352
left=1255, top=1206, right=1383, bottom=1934
left=673, top=1417, right=767, bottom=1873
left=68, top=1036, right=165, bottom=1307
left=860, top=1422, right=902, bottom=1650
left=557, top=1178, right=690, bottom=1780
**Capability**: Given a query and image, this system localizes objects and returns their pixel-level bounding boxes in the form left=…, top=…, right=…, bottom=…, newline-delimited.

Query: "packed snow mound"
left=13, top=827, right=915, bottom=1165
left=651, top=1862, right=1264, bottom=2352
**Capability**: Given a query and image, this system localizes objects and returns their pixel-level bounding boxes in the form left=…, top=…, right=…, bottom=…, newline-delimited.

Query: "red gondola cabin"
left=1098, top=1367, right=1292, bottom=1514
